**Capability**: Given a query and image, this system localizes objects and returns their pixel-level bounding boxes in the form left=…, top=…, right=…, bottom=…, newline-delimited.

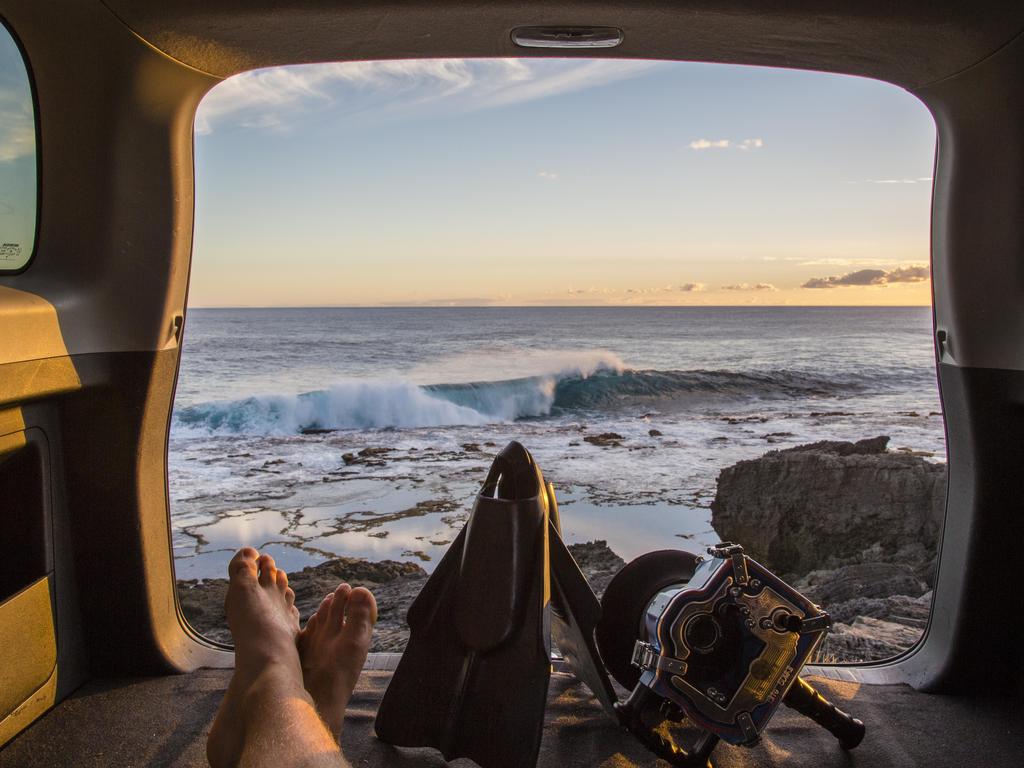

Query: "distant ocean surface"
left=173, top=307, right=940, bottom=430
left=169, top=307, right=945, bottom=579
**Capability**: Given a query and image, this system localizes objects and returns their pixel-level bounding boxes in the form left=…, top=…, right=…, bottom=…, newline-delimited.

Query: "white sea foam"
left=172, top=365, right=857, bottom=436
left=172, top=380, right=492, bottom=435
left=407, top=348, right=626, bottom=384
left=172, top=349, right=628, bottom=435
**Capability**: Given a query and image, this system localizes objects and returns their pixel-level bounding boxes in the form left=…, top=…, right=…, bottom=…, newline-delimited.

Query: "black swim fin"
left=374, top=441, right=555, bottom=768
left=547, top=498, right=619, bottom=718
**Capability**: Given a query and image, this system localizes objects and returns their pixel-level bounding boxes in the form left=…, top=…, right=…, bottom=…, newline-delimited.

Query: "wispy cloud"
left=382, top=296, right=507, bottom=307
left=886, top=265, right=930, bottom=283
left=802, top=264, right=929, bottom=288
left=689, top=138, right=731, bottom=150
left=197, top=59, right=660, bottom=135
left=566, top=282, right=706, bottom=299
left=480, top=59, right=656, bottom=108
left=537, top=170, right=558, bottom=181
left=0, top=84, right=34, bottom=162
left=689, top=137, right=764, bottom=151
left=797, top=257, right=893, bottom=267
left=853, top=176, right=933, bottom=185
left=721, top=282, right=777, bottom=291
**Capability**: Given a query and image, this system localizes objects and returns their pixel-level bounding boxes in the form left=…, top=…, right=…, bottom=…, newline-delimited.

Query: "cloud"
left=385, top=296, right=505, bottom=307
left=480, top=59, right=656, bottom=108
left=197, top=58, right=660, bottom=134
left=689, top=137, right=763, bottom=151
left=537, top=170, right=558, bottom=180
left=569, top=283, right=706, bottom=298
left=802, top=264, right=929, bottom=288
left=689, top=138, right=730, bottom=150
left=566, top=286, right=615, bottom=295
left=857, top=177, right=933, bottom=185
left=885, top=265, right=930, bottom=283
left=798, top=257, right=892, bottom=267
left=721, top=283, right=777, bottom=291
left=0, top=84, right=35, bottom=162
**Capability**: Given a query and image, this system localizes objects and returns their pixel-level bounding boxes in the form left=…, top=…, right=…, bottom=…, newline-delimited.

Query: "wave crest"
left=172, top=362, right=856, bottom=436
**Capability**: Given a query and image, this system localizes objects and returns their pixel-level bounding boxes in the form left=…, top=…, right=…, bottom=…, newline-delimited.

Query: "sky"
left=190, top=58, right=937, bottom=307
left=0, top=25, right=36, bottom=272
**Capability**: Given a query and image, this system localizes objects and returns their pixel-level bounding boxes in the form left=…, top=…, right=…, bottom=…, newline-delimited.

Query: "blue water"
left=173, top=306, right=938, bottom=432
left=169, top=307, right=944, bottom=579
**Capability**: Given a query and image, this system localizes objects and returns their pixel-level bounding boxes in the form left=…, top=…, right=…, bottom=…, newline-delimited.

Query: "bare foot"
left=207, top=548, right=302, bottom=768
left=297, top=582, right=377, bottom=738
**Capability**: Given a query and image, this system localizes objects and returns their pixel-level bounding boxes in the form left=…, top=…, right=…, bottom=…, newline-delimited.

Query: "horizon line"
left=187, top=303, right=933, bottom=310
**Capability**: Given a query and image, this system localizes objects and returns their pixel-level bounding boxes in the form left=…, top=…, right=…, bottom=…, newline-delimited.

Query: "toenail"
left=347, top=589, right=378, bottom=622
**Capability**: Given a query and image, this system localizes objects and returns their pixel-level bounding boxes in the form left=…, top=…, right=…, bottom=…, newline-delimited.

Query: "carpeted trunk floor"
left=2, top=670, right=1022, bottom=767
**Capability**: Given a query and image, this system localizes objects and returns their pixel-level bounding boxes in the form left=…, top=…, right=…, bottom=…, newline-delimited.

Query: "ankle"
left=241, top=661, right=311, bottom=718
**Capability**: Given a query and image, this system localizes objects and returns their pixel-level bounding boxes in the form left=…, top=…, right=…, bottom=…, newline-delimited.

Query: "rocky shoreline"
left=712, top=435, right=945, bottom=662
left=180, top=435, right=945, bottom=663
left=179, top=540, right=626, bottom=651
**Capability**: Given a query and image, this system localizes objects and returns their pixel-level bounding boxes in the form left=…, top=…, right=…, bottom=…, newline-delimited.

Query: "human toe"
left=303, top=611, right=319, bottom=634
left=343, top=587, right=377, bottom=643
left=257, top=554, right=277, bottom=586
left=327, top=583, right=352, bottom=626
left=229, top=548, right=260, bottom=581
left=228, top=547, right=260, bottom=581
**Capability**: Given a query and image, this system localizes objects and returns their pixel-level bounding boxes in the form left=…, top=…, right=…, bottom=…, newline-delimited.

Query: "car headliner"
left=102, top=0, right=1024, bottom=88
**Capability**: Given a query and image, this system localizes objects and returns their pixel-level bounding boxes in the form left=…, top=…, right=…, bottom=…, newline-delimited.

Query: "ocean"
left=169, top=307, right=944, bottom=581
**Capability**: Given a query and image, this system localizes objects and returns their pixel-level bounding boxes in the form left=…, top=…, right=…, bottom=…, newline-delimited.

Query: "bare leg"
left=238, top=664, right=346, bottom=768
left=297, top=583, right=377, bottom=739
left=207, top=548, right=346, bottom=768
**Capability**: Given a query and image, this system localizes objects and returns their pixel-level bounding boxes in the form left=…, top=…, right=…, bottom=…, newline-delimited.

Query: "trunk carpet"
left=1, top=670, right=1021, bottom=767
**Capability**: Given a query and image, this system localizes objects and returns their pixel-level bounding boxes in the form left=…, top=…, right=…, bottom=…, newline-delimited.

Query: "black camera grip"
left=615, top=685, right=718, bottom=768
left=783, top=676, right=866, bottom=750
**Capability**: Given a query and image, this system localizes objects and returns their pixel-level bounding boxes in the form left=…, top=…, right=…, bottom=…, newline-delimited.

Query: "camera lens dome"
left=684, top=613, right=721, bottom=654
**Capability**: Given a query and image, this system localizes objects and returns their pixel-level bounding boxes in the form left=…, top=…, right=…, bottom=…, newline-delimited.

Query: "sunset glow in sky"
left=190, top=58, right=936, bottom=307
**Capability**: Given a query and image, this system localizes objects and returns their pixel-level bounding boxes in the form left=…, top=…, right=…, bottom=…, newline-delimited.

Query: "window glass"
left=174, top=59, right=940, bottom=664
left=0, top=22, right=36, bottom=271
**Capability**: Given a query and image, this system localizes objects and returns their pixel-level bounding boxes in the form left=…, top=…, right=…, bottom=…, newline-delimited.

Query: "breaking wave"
left=172, top=358, right=860, bottom=436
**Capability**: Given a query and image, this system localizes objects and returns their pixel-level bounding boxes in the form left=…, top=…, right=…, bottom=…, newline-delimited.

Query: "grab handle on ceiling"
left=511, top=26, right=624, bottom=49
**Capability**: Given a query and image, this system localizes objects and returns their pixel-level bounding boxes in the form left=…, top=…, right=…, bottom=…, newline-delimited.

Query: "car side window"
left=0, top=21, right=36, bottom=272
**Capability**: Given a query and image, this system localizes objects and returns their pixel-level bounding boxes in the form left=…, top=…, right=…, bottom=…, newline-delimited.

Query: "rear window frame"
left=0, top=15, right=41, bottom=276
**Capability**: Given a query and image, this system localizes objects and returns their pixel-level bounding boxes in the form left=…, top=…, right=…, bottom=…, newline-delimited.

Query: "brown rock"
left=179, top=540, right=625, bottom=653
left=817, top=616, right=923, bottom=663
left=800, top=563, right=928, bottom=604
left=584, top=432, right=624, bottom=447
left=711, top=436, right=946, bottom=577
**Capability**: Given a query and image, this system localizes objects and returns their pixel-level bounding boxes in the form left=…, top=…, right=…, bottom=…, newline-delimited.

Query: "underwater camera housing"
left=597, top=543, right=866, bottom=766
